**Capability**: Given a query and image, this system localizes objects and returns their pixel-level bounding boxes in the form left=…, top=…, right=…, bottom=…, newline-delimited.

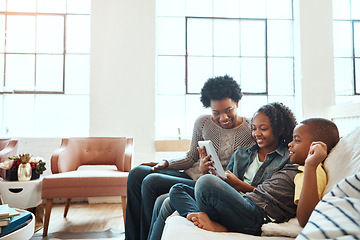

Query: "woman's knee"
left=128, top=165, right=152, bottom=182
left=195, top=174, right=222, bottom=190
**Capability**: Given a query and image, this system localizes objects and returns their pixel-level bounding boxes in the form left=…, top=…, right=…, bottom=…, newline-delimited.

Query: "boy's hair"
left=300, top=118, right=340, bottom=154
left=200, top=75, right=243, bottom=108
left=252, top=102, right=297, bottom=146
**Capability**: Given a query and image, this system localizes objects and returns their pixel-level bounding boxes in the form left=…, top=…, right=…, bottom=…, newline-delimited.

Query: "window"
left=156, top=0, right=294, bottom=139
left=333, top=0, right=360, bottom=104
left=0, top=0, right=90, bottom=137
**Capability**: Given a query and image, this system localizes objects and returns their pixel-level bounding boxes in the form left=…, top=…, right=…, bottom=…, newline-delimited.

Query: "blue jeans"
left=147, top=196, right=176, bottom=240
left=170, top=174, right=270, bottom=236
left=125, top=165, right=195, bottom=240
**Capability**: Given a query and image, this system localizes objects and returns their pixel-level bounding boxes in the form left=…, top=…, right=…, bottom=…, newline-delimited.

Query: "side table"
left=0, top=210, right=35, bottom=240
left=0, top=178, right=42, bottom=209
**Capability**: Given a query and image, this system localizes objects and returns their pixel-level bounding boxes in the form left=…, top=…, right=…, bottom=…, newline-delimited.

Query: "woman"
left=125, top=75, right=254, bottom=240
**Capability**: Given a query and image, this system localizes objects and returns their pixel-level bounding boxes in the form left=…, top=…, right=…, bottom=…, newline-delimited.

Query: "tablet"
left=198, top=140, right=227, bottom=179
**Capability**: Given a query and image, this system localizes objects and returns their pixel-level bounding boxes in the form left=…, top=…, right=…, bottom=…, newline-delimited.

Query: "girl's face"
left=210, top=98, right=239, bottom=129
left=252, top=112, right=279, bottom=152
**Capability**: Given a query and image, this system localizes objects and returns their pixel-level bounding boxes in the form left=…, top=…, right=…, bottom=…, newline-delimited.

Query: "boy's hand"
left=198, top=146, right=216, bottom=175
left=305, top=141, right=327, bottom=168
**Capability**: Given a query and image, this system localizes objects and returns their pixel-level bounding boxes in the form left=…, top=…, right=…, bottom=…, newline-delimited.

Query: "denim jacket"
left=225, top=143, right=290, bottom=187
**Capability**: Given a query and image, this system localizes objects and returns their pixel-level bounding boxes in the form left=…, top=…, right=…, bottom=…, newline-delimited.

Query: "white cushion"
left=323, top=126, right=360, bottom=195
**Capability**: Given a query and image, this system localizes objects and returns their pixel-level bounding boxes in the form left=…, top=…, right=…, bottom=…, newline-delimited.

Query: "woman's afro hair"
left=200, top=75, right=243, bottom=108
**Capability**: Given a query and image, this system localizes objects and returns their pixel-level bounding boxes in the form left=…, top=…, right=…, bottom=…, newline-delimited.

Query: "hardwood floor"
left=32, top=202, right=125, bottom=239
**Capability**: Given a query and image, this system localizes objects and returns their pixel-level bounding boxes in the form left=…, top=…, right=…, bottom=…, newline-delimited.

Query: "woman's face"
left=210, top=98, right=239, bottom=129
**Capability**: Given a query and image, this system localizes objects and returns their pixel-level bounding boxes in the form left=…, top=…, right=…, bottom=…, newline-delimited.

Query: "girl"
left=148, top=102, right=297, bottom=239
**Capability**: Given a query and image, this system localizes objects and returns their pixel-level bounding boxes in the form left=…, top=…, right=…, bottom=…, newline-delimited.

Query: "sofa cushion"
left=323, top=126, right=360, bottom=195
left=296, top=173, right=360, bottom=239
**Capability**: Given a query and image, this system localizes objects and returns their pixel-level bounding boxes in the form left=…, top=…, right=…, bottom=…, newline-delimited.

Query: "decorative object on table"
left=0, top=154, right=46, bottom=181
left=17, top=154, right=32, bottom=181
left=0, top=209, right=32, bottom=237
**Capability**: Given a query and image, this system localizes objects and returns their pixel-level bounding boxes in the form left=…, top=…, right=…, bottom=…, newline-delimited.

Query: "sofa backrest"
left=323, top=126, right=360, bottom=195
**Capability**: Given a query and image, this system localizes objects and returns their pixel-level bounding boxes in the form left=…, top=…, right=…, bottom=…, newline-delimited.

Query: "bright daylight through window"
left=156, top=0, right=294, bottom=140
left=0, top=0, right=90, bottom=137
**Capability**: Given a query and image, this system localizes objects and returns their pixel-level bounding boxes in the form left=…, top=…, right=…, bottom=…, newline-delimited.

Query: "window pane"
left=37, top=0, right=66, bottom=13
left=7, top=0, right=36, bottom=12
left=67, top=0, right=91, bottom=14
left=156, top=0, right=185, bottom=17
left=239, top=0, right=266, bottom=18
left=213, top=57, right=240, bottom=82
left=268, top=96, right=295, bottom=112
left=187, top=57, right=213, bottom=93
left=239, top=95, right=267, bottom=118
left=333, top=21, right=352, bottom=57
left=268, top=20, right=293, bottom=57
left=185, top=94, right=208, bottom=137
left=240, top=20, right=266, bottom=57
left=186, top=0, right=212, bottom=17
left=157, top=17, right=185, bottom=55
left=356, top=58, right=360, bottom=94
left=36, top=55, right=64, bottom=91
left=334, top=58, right=353, bottom=95
left=5, top=54, right=35, bottom=91
left=352, top=0, right=360, bottom=19
left=0, top=1, right=5, bottom=11
left=156, top=95, right=186, bottom=139
left=240, top=57, right=266, bottom=93
left=37, top=16, right=64, bottom=54
left=213, top=0, right=240, bottom=18
left=65, top=55, right=90, bottom=94
left=3, top=95, right=35, bottom=136
left=157, top=56, right=185, bottom=95
left=6, top=16, right=36, bottom=53
left=266, top=0, right=292, bottom=19
left=332, top=0, right=351, bottom=20
left=214, top=19, right=239, bottom=56
left=354, top=21, right=360, bottom=57
left=66, top=15, right=90, bottom=54
left=34, top=95, right=89, bottom=137
left=0, top=16, right=4, bottom=52
left=268, top=58, right=294, bottom=95
left=187, top=18, right=212, bottom=56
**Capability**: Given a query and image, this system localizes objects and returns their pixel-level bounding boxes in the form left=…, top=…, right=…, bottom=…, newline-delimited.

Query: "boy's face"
left=288, top=124, right=313, bottom=165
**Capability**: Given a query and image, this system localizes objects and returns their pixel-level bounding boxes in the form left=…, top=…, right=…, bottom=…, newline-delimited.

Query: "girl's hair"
left=200, top=75, right=243, bottom=108
left=251, top=102, right=297, bottom=146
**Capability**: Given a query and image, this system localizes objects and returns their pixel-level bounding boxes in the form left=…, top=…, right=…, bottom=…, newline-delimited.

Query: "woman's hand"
left=198, top=146, right=216, bottom=175
left=141, top=160, right=169, bottom=171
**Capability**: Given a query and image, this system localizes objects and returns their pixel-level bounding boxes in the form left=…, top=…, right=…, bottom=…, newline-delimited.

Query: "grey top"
left=245, top=164, right=301, bottom=223
left=166, top=114, right=255, bottom=180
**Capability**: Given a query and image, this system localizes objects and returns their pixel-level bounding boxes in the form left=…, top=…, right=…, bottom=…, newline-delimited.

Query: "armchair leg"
left=64, top=198, right=71, bottom=217
left=43, top=199, right=53, bottom=237
left=121, top=196, right=127, bottom=224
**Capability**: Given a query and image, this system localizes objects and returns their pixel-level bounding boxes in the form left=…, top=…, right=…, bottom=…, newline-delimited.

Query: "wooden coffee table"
left=0, top=210, right=35, bottom=240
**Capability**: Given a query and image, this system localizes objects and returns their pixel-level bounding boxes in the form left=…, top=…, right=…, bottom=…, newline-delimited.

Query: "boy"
left=170, top=118, right=340, bottom=235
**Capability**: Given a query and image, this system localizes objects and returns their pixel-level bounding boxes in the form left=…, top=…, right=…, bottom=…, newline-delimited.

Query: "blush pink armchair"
left=41, top=137, right=134, bottom=237
left=0, top=138, right=19, bottom=179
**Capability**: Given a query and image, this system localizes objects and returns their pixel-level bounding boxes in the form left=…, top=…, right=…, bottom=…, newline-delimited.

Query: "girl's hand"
left=198, top=146, right=216, bottom=175
left=223, top=170, right=241, bottom=188
left=305, top=141, right=327, bottom=168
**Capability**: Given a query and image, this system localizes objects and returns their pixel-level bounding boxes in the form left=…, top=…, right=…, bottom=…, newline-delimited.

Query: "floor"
left=31, top=202, right=125, bottom=239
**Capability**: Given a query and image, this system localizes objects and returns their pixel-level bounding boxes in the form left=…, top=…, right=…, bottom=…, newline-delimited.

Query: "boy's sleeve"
left=294, top=164, right=327, bottom=205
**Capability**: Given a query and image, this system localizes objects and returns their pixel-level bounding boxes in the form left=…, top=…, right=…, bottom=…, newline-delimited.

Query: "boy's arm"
left=297, top=141, right=327, bottom=227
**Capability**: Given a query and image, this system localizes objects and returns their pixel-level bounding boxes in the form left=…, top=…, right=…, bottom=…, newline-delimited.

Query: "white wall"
left=90, top=0, right=156, bottom=166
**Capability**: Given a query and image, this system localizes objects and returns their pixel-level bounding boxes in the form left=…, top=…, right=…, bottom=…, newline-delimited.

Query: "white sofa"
left=161, top=126, right=360, bottom=240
